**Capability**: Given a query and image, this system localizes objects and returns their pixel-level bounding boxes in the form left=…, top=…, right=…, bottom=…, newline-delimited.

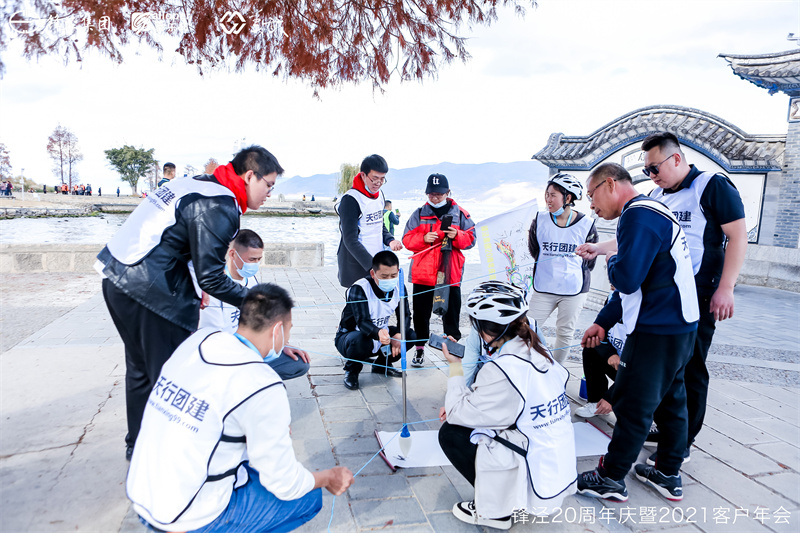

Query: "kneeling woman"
left=438, top=281, right=576, bottom=529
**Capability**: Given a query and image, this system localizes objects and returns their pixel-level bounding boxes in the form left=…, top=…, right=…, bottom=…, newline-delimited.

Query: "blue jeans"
left=140, top=465, right=322, bottom=533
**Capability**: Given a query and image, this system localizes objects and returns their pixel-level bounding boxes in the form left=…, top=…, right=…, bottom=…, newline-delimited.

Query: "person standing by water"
left=335, top=154, right=403, bottom=288
left=402, top=173, right=475, bottom=367
left=527, top=173, right=598, bottom=363
left=157, top=162, right=176, bottom=188
left=382, top=200, right=400, bottom=243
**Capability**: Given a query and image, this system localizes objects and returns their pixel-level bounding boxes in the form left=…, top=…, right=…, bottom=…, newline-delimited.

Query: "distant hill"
left=273, top=161, right=551, bottom=200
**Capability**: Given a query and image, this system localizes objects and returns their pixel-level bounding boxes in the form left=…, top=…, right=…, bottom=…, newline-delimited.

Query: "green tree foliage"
left=105, top=145, right=157, bottom=194
left=337, top=163, right=359, bottom=195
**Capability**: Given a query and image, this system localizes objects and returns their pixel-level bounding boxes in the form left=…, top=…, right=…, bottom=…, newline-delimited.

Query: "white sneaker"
left=575, top=402, right=599, bottom=418
left=452, top=501, right=511, bottom=530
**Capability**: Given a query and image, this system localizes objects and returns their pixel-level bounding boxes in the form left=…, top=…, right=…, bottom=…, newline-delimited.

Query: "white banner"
left=475, top=199, right=539, bottom=289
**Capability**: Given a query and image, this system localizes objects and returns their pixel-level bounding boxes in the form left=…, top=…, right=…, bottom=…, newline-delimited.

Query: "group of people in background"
left=96, top=132, right=745, bottom=532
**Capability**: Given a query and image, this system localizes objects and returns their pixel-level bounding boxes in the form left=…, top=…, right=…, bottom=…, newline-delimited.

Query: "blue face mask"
left=265, top=323, right=285, bottom=363
left=235, top=249, right=260, bottom=278
left=428, top=199, right=447, bottom=209
left=377, top=277, right=398, bottom=293
left=551, top=206, right=565, bottom=217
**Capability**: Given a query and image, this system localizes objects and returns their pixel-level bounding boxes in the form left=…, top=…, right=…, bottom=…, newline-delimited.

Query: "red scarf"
left=213, top=163, right=248, bottom=214
left=352, top=172, right=380, bottom=199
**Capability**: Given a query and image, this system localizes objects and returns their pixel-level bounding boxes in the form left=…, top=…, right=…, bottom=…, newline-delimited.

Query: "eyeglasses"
left=586, top=180, right=611, bottom=201
left=367, top=175, right=387, bottom=185
left=642, top=154, right=675, bottom=177
left=254, top=171, right=276, bottom=193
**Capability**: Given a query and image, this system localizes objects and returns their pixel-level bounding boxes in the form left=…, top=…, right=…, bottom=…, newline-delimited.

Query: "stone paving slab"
left=1, top=267, right=799, bottom=532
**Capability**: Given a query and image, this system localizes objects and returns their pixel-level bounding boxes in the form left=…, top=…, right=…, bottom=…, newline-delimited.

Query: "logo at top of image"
left=131, top=12, right=152, bottom=34
left=219, top=11, right=246, bottom=35
left=8, top=10, right=49, bottom=35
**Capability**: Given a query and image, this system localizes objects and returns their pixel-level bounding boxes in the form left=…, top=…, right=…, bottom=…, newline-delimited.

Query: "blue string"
left=327, top=417, right=443, bottom=533
left=295, top=253, right=574, bottom=309
left=302, top=342, right=590, bottom=373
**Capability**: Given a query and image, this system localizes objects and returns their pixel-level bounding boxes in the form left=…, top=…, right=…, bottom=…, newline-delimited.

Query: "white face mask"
left=428, top=199, right=447, bottom=208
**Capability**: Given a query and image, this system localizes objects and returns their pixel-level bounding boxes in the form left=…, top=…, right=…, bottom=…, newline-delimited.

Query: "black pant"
left=582, top=342, right=618, bottom=403
left=604, top=330, right=695, bottom=478
left=102, top=279, right=192, bottom=448
left=438, top=422, right=477, bottom=486
left=686, top=292, right=716, bottom=447
left=412, top=284, right=462, bottom=349
left=334, top=325, right=414, bottom=375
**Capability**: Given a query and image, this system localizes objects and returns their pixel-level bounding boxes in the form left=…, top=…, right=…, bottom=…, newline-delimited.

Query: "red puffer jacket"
left=402, top=199, right=476, bottom=286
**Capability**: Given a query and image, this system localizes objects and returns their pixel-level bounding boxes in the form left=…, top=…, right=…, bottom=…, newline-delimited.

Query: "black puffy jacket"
left=97, top=176, right=248, bottom=331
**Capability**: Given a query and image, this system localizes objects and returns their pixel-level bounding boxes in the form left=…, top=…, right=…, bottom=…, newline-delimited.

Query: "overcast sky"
left=0, top=0, right=797, bottom=192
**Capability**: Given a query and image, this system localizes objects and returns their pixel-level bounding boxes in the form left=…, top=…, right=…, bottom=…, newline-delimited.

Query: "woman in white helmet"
left=528, top=173, right=598, bottom=363
left=438, top=281, right=577, bottom=529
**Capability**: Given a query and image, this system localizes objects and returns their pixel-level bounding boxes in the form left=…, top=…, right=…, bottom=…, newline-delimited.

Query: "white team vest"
left=533, top=212, right=594, bottom=296
left=648, top=171, right=714, bottom=275
left=349, top=277, right=399, bottom=352
left=106, top=178, right=237, bottom=265
left=337, top=189, right=386, bottom=258
left=607, top=322, right=627, bottom=354
left=198, top=274, right=258, bottom=334
left=488, top=354, right=577, bottom=512
left=127, top=330, right=282, bottom=528
left=618, top=199, right=699, bottom=332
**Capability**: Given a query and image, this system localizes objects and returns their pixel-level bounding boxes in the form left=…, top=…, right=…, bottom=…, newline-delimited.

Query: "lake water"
left=0, top=198, right=538, bottom=266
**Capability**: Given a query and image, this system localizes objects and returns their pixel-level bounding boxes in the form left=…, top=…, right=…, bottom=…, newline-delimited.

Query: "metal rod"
left=399, top=267, right=408, bottom=426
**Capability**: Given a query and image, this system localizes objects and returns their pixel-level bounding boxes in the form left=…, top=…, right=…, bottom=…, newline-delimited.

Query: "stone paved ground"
left=1, top=267, right=798, bottom=533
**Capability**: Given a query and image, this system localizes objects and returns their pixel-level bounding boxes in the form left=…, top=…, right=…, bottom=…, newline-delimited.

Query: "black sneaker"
left=125, top=445, right=134, bottom=461
left=577, top=460, right=628, bottom=502
left=411, top=348, right=424, bottom=367
left=635, top=463, right=683, bottom=501
left=646, top=448, right=690, bottom=466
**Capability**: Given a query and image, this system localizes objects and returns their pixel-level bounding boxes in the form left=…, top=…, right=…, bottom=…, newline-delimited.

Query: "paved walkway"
left=0, top=267, right=798, bottom=532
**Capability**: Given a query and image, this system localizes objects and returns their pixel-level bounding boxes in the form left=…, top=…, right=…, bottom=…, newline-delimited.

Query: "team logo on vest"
left=540, top=242, right=578, bottom=253
left=529, top=391, right=570, bottom=429
left=150, top=375, right=211, bottom=430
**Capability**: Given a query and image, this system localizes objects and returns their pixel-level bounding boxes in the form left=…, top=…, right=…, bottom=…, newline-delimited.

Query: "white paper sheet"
left=377, top=422, right=611, bottom=470
left=376, top=430, right=451, bottom=469
left=573, top=421, right=611, bottom=457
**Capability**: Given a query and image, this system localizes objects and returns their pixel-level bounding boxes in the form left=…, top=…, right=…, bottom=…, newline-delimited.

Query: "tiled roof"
left=532, top=105, right=785, bottom=173
left=719, top=49, right=800, bottom=96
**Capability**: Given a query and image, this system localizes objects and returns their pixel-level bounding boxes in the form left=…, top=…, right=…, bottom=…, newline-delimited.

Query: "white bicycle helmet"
left=548, top=172, right=583, bottom=203
left=466, top=281, right=528, bottom=325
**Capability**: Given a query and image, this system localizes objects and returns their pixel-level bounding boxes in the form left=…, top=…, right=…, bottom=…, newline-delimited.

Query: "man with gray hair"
left=575, top=163, right=698, bottom=502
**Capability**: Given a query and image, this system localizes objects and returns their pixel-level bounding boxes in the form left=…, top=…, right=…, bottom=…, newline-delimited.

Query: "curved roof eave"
left=532, top=105, right=785, bottom=173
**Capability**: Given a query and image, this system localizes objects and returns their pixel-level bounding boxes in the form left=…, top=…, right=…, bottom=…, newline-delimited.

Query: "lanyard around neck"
left=552, top=210, right=573, bottom=227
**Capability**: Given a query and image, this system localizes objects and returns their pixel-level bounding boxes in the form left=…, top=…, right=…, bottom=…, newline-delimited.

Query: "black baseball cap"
left=425, top=173, right=449, bottom=194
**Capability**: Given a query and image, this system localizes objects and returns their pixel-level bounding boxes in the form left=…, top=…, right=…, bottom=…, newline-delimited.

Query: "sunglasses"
left=642, top=154, right=675, bottom=177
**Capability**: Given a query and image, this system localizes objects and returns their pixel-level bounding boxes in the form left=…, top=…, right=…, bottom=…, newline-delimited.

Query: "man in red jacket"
left=402, top=174, right=475, bottom=366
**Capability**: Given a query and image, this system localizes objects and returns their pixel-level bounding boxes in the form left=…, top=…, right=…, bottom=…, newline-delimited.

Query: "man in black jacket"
left=335, top=251, right=413, bottom=390
left=96, top=145, right=282, bottom=459
left=335, top=155, right=403, bottom=288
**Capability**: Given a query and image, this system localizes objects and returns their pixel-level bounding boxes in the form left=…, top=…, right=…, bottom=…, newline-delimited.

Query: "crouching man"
left=335, top=251, right=414, bottom=390
left=127, top=284, right=354, bottom=532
